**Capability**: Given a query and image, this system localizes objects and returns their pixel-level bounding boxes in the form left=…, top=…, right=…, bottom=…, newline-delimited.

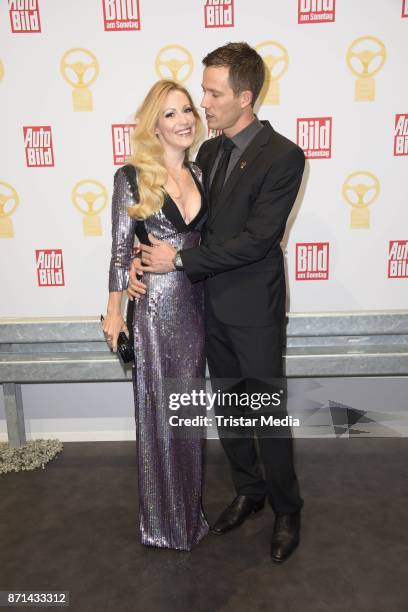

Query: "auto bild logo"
left=102, top=0, right=141, bottom=31
left=35, top=249, right=65, bottom=286
left=297, top=117, right=332, bottom=159
left=298, top=0, right=335, bottom=23
left=296, top=243, right=329, bottom=280
left=204, top=0, right=234, bottom=28
left=23, top=126, right=54, bottom=167
left=388, top=241, right=408, bottom=278
left=112, top=124, right=136, bottom=165
left=9, top=0, right=41, bottom=33
left=402, top=1, right=408, bottom=18
left=394, top=114, right=408, bottom=156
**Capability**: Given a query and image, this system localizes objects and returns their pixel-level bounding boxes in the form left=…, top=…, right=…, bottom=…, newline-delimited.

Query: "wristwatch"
left=173, top=251, right=184, bottom=271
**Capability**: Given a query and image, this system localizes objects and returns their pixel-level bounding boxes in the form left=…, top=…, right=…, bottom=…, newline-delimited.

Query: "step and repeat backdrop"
left=1, top=0, right=407, bottom=317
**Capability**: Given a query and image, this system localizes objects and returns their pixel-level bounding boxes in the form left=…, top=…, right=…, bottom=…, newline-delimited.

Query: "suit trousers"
left=204, top=295, right=304, bottom=515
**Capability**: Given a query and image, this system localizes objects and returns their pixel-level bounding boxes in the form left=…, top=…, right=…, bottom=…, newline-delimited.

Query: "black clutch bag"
left=116, top=330, right=134, bottom=364
left=101, top=303, right=135, bottom=365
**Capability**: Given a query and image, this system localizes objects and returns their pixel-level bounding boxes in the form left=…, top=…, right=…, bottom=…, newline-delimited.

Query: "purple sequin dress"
left=108, top=163, right=209, bottom=550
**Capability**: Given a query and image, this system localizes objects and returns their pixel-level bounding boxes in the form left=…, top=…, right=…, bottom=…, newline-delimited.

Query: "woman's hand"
left=102, top=312, right=128, bottom=353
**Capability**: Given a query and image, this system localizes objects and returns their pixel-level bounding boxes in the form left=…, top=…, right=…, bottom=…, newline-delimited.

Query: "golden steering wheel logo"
left=60, top=48, right=99, bottom=111
left=256, top=41, right=289, bottom=105
left=342, top=171, right=380, bottom=229
left=346, top=36, right=386, bottom=102
left=0, top=181, right=19, bottom=238
left=155, top=45, right=193, bottom=84
left=0, top=60, right=4, bottom=82
left=72, top=180, right=108, bottom=236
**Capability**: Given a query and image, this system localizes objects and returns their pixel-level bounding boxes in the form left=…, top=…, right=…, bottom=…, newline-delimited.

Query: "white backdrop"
left=1, top=0, right=407, bottom=317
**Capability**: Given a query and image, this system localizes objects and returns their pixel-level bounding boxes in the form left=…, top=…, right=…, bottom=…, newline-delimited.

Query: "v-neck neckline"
left=164, top=163, right=205, bottom=229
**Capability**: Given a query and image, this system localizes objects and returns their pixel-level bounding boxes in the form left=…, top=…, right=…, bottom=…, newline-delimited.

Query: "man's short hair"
left=202, top=42, right=265, bottom=106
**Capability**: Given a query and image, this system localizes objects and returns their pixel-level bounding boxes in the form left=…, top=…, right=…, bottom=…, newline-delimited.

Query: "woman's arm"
left=103, top=167, right=138, bottom=352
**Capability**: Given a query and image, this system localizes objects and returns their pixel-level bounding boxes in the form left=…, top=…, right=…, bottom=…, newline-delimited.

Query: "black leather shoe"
left=211, top=495, right=265, bottom=535
left=270, top=511, right=301, bottom=563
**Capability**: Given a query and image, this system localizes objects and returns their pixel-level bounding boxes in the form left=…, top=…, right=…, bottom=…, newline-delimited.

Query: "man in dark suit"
left=129, top=42, right=305, bottom=563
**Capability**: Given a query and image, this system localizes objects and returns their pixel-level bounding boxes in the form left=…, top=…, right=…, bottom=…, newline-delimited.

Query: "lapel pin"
left=240, top=161, right=247, bottom=170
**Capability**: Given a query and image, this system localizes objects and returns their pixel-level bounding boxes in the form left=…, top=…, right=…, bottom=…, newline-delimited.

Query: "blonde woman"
left=102, top=81, right=209, bottom=550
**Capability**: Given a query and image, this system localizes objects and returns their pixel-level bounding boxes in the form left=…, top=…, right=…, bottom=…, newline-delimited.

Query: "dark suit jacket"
left=181, top=120, right=305, bottom=327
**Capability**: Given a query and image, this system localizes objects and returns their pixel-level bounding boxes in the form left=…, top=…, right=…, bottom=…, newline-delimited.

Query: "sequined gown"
left=108, top=163, right=209, bottom=550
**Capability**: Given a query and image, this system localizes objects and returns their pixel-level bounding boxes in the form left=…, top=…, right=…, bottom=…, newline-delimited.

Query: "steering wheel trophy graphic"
left=155, top=45, right=193, bottom=84
left=60, top=48, right=99, bottom=111
left=342, top=171, right=380, bottom=229
left=346, top=36, right=386, bottom=102
left=0, top=181, right=19, bottom=238
left=255, top=41, right=289, bottom=106
left=72, top=180, right=108, bottom=236
left=0, top=60, right=4, bottom=82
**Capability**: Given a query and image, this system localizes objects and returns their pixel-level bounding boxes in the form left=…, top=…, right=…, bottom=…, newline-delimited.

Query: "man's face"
left=200, top=66, right=244, bottom=133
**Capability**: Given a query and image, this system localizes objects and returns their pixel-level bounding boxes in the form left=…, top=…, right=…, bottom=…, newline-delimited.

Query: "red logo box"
left=296, top=243, right=329, bottom=280
left=402, top=1, right=408, bottom=18
left=35, top=249, right=65, bottom=286
left=204, top=0, right=234, bottom=28
left=102, top=0, right=141, bottom=31
left=23, top=126, right=54, bottom=167
left=388, top=240, right=408, bottom=278
left=298, top=0, right=335, bottom=24
left=9, top=0, right=41, bottom=33
left=394, top=114, right=408, bottom=156
left=297, top=117, right=332, bottom=159
left=111, top=124, right=136, bottom=165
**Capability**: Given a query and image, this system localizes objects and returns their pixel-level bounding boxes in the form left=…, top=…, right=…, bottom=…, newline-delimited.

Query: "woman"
left=102, top=80, right=209, bottom=550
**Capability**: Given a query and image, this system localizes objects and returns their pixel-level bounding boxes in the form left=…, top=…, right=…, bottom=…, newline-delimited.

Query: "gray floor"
left=1, top=438, right=407, bottom=612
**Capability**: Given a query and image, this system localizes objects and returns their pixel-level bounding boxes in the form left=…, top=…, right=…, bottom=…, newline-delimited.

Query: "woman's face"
left=155, top=90, right=196, bottom=152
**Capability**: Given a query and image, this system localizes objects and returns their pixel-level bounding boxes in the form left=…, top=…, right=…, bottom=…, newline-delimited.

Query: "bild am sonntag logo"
left=102, top=0, right=141, bottom=31
left=297, top=117, right=332, bottom=159
left=112, top=124, right=136, bottom=165
left=298, top=0, right=335, bottom=24
left=296, top=243, right=329, bottom=280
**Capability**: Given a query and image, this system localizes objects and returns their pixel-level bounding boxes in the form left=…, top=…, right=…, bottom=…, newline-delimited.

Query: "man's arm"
left=181, top=147, right=305, bottom=282
left=133, top=146, right=304, bottom=281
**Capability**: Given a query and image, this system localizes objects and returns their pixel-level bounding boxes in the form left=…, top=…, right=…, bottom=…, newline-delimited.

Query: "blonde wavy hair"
left=127, top=80, right=204, bottom=220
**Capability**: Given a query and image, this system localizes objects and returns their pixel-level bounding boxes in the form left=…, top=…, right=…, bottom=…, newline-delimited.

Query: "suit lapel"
left=209, top=122, right=273, bottom=224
